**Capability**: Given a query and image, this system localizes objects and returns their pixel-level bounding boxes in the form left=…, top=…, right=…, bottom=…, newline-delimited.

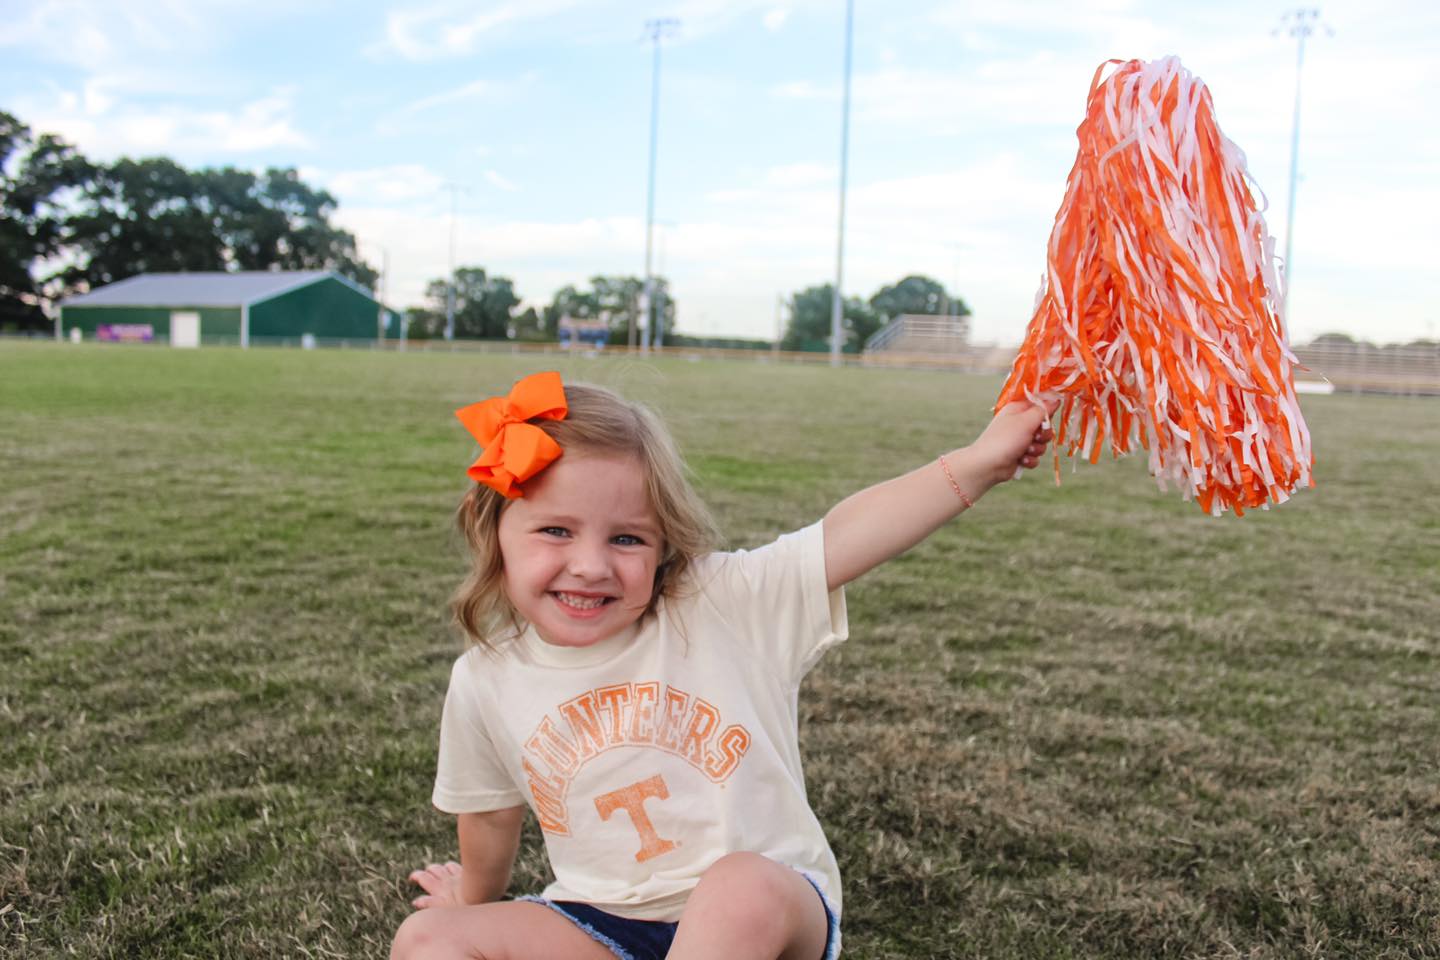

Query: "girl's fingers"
left=408, top=861, right=461, bottom=893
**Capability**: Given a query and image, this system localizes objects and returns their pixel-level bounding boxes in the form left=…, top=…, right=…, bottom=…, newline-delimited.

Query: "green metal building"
left=59, top=271, right=398, bottom=346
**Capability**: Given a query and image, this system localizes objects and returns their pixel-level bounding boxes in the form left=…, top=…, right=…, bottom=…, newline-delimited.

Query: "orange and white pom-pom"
left=996, top=56, right=1314, bottom=516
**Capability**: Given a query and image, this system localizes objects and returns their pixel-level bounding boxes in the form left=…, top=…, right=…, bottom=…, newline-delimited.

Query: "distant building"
left=58, top=271, right=398, bottom=347
left=558, top=316, right=611, bottom=350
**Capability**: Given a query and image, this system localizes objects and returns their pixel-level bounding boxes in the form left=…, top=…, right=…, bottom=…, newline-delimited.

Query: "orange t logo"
left=593, top=774, right=679, bottom=863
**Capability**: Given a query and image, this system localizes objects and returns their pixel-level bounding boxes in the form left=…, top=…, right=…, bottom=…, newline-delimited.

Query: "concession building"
left=58, top=271, right=396, bottom=347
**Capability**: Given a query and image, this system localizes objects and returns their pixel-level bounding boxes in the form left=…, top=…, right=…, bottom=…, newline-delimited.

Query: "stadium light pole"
left=830, top=0, right=854, bottom=367
left=441, top=182, right=467, bottom=341
left=653, top=219, right=675, bottom=348
left=640, top=18, right=680, bottom=354
left=1276, top=8, right=1331, bottom=327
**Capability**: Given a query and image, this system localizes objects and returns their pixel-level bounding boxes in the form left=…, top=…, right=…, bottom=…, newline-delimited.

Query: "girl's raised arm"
left=821, top=399, right=1056, bottom=591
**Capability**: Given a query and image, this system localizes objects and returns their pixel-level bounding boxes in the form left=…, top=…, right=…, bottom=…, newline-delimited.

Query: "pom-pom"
left=996, top=56, right=1314, bottom=516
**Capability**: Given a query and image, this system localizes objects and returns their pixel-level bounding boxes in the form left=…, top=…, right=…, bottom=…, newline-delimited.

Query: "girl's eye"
left=611, top=534, right=645, bottom=547
left=539, top=527, right=570, bottom=538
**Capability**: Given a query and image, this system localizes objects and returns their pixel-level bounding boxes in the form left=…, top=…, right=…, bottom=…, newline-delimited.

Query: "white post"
left=830, top=0, right=854, bottom=367
left=377, top=246, right=389, bottom=342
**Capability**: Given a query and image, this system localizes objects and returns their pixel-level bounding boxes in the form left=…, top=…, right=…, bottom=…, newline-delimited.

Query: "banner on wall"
left=97, top=324, right=155, bottom=342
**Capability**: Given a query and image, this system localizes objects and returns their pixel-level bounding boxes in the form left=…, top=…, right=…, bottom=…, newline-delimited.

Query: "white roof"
left=60, top=271, right=366, bottom=308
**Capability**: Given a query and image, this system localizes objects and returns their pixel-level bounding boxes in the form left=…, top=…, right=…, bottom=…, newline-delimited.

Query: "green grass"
left=2, top=341, right=1437, bottom=958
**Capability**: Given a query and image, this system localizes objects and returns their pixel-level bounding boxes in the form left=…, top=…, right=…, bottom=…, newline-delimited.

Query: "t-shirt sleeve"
left=431, top=651, right=526, bottom=814
left=697, top=520, right=848, bottom=685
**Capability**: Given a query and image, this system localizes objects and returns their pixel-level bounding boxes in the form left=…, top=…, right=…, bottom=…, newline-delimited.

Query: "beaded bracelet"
left=937, top=454, right=975, bottom=510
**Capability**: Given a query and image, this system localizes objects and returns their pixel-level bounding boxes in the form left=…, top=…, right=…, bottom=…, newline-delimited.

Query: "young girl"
left=393, top=370, right=1054, bottom=960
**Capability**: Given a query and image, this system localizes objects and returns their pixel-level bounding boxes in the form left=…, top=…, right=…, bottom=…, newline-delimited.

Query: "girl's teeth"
left=557, top=593, right=606, bottom=610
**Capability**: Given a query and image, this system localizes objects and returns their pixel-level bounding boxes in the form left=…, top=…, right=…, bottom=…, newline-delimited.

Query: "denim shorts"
left=521, top=872, right=841, bottom=960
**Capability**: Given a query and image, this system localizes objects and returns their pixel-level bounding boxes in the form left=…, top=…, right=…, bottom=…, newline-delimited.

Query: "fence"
left=8, top=331, right=1436, bottom=395
left=1291, top=341, right=1440, bottom=396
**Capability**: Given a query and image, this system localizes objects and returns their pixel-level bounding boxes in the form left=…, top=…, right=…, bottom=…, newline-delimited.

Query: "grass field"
left=2, top=341, right=1437, bottom=959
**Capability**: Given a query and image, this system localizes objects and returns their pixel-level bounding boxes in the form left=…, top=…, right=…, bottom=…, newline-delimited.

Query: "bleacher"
left=861, top=313, right=1014, bottom=372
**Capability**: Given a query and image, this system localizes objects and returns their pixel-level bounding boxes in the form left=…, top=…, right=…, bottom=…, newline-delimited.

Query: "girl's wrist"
left=938, top=447, right=1003, bottom=509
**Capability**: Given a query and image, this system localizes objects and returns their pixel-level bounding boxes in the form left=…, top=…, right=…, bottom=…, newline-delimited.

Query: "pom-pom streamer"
left=996, top=57, right=1314, bottom=516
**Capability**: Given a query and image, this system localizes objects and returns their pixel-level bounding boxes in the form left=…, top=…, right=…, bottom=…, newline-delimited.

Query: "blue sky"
left=4, top=0, right=1436, bottom=345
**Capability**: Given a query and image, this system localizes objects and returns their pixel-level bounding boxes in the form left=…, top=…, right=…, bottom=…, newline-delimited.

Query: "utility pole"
left=640, top=18, right=679, bottom=353
left=1276, top=8, right=1331, bottom=328
left=653, top=220, right=674, bottom=350
left=830, top=0, right=854, bottom=367
left=441, top=182, right=466, bottom=341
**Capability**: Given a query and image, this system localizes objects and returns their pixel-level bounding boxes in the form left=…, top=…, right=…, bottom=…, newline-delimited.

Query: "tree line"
left=406, top=267, right=971, bottom=352
left=3, top=109, right=971, bottom=349
left=403, top=271, right=679, bottom=344
left=1, top=110, right=373, bottom=332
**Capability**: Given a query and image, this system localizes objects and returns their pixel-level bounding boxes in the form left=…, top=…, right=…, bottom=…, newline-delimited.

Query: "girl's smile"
left=496, top=451, right=662, bottom=649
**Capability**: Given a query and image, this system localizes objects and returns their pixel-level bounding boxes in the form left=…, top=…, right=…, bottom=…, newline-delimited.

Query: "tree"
left=63, top=157, right=227, bottom=288
left=61, top=158, right=377, bottom=292
left=242, top=168, right=376, bottom=287
left=4, top=110, right=381, bottom=326
left=644, top=277, right=678, bottom=344
left=869, top=274, right=970, bottom=321
left=421, top=266, right=520, bottom=339
left=781, top=283, right=880, bottom=353
left=396, top=305, right=432, bottom=340
left=0, top=111, right=93, bottom=331
left=542, top=284, right=602, bottom=338
left=591, top=275, right=644, bottom=345
left=512, top=306, right=545, bottom=341
left=541, top=275, right=675, bottom=344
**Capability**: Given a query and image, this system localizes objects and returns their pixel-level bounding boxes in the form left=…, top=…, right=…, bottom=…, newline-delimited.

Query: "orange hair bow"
left=455, top=371, right=568, bottom=498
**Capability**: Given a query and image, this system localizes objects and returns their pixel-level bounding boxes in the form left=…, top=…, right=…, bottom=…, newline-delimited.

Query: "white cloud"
left=761, top=163, right=835, bottom=188
left=323, top=164, right=450, bottom=205
left=28, top=87, right=310, bottom=159
left=374, top=76, right=529, bottom=137
left=927, top=0, right=1169, bottom=50
left=772, top=57, right=1092, bottom=133
left=0, top=0, right=205, bottom=67
left=484, top=169, right=519, bottom=192
left=369, top=0, right=580, bottom=61
left=328, top=151, right=1068, bottom=342
left=406, top=79, right=501, bottom=114
left=771, top=79, right=830, bottom=101
left=762, top=7, right=790, bottom=32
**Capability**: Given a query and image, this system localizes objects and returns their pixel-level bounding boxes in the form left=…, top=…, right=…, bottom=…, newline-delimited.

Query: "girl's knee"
left=694, top=853, right=816, bottom=924
left=681, top=854, right=829, bottom=959
left=391, top=909, right=444, bottom=960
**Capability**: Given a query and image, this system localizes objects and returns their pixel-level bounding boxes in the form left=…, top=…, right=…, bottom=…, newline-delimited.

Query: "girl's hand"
left=969, top=398, right=1058, bottom=487
left=407, top=860, right=466, bottom=909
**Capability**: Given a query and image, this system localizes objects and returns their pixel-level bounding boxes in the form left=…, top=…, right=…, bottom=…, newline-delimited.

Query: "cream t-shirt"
left=432, top=521, right=848, bottom=921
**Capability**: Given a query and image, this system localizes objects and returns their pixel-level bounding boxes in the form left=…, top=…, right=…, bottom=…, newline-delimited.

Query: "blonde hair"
left=452, top=381, right=719, bottom=648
